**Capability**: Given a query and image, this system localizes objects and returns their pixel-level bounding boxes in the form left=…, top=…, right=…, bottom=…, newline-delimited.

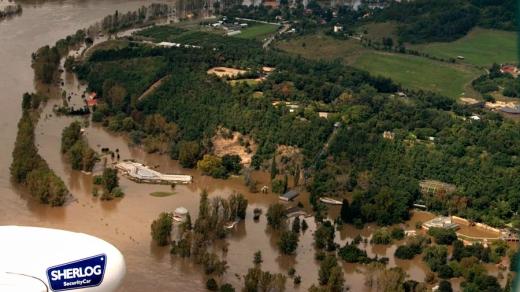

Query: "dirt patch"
left=485, top=100, right=518, bottom=109
left=207, top=67, right=247, bottom=78
left=452, top=217, right=501, bottom=239
left=268, top=145, right=303, bottom=172
left=460, top=97, right=480, bottom=105
left=212, top=128, right=257, bottom=166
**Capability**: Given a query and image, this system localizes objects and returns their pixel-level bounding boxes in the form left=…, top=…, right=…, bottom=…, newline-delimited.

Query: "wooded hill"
left=76, top=26, right=520, bottom=227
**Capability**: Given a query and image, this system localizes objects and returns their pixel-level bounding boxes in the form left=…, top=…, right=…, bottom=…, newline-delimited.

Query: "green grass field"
left=276, top=34, right=365, bottom=65
left=277, top=34, right=483, bottom=98
left=353, top=52, right=482, bottom=97
left=236, top=23, right=279, bottom=40
left=412, top=28, right=518, bottom=67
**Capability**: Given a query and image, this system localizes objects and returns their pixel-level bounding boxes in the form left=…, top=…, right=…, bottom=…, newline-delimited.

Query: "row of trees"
left=100, top=4, right=170, bottom=33
left=32, top=29, right=87, bottom=84
left=10, top=93, right=69, bottom=206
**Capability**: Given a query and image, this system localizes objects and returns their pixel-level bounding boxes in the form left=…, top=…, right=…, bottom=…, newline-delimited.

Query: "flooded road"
left=0, top=1, right=513, bottom=291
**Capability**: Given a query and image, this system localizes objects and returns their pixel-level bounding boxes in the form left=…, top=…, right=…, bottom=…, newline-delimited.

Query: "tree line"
left=10, top=93, right=69, bottom=206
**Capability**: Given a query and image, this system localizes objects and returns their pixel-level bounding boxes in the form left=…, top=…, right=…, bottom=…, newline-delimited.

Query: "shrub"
left=371, top=228, right=392, bottom=244
left=390, top=227, right=405, bottom=240
left=338, top=243, right=370, bottom=263
left=219, top=283, right=235, bottom=292
left=150, top=212, right=173, bottom=246
left=428, top=227, right=457, bottom=245
left=206, top=278, right=218, bottom=291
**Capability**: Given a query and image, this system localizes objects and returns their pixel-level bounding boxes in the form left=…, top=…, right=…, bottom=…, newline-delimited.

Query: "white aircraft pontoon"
left=0, top=226, right=126, bottom=292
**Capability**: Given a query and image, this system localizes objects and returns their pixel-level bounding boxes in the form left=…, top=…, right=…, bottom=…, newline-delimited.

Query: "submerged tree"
left=266, top=203, right=287, bottom=230
left=278, top=231, right=299, bottom=255
left=151, top=212, right=173, bottom=246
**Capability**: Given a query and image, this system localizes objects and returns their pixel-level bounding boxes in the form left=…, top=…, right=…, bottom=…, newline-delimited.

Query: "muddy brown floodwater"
left=0, top=1, right=515, bottom=292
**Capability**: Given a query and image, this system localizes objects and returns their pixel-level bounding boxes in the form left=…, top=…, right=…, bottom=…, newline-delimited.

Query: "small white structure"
left=116, top=161, right=192, bottom=184
left=173, top=207, right=189, bottom=222
left=318, top=112, right=329, bottom=119
left=158, top=42, right=177, bottom=48
left=227, top=30, right=241, bottom=36
left=405, top=230, right=417, bottom=237
left=470, top=115, right=481, bottom=121
left=319, top=197, right=343, bottom=205
left=422, top=216, right=459, bottom=230
left=333, top=25, right=343, bottom=33
left=383, top=131, right=395, bottom=140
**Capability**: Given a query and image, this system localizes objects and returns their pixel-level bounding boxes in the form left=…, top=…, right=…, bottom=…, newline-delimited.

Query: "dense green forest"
left=77, top=27, right=395, bottom=168
left=222, top=0, right=516, bottom=44
left=75, top=24, right=520, bottom=227
left=10, top=93, right=69, bottom=206
left=317, top=87, right=520, bottom=226
left=373, top=0, right=515, bottom=43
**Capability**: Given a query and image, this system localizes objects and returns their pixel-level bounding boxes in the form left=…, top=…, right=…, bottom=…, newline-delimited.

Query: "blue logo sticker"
left=46, top=254, right=107, bottom=291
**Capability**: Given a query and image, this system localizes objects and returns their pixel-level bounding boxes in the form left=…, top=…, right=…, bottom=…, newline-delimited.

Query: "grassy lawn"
left=228, top=78, right=262, bottom=86
left=276, top=34, right=366, bottom=65
left=235, top=23, right=279, bottom=40
left=149, top=191, right=176, bottom=197
left=353, top=51, right=482, bottom=98
left=411, top=28, right=518, bottom=67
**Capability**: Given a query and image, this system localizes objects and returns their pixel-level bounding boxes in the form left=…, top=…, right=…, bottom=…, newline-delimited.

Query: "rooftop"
left=423, top=216, right=459, bottom=230
left=279, top=190, right=299, bottom=201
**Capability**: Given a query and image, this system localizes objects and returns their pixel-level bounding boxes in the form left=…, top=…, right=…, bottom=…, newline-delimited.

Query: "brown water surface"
left=0, top=2, right=513, bottom=291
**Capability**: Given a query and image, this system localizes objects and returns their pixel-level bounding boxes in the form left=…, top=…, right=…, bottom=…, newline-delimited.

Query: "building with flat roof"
left=279, top=190, right=299, bottom=201
left=422, top=216, right=459, bottom=230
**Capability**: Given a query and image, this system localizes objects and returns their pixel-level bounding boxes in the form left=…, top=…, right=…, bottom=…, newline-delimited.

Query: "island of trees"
left=10, top=93, right=69, bottom=206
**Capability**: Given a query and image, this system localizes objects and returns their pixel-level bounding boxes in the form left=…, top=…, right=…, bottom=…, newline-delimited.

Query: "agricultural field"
left=353, top=51, right=483, bottom=98
left=235, top=23, right=279, bottom=40
left=411, top=28, right=518, bottom=67
left=277, top=33, right=483, bottom=98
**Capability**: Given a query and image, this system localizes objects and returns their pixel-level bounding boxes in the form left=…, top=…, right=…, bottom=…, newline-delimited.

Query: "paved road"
left=263, top=23, right=291, bottom=49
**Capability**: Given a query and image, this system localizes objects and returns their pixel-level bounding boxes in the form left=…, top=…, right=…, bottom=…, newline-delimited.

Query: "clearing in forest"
left=411, top=28, right=518, bottom=67
left=212, top=128, right=257, bottom=166
left=207, top=67, right=248, bottom=78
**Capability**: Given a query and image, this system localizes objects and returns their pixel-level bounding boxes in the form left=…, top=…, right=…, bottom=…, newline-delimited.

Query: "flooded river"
left=0, top=1, right=513, bottom=291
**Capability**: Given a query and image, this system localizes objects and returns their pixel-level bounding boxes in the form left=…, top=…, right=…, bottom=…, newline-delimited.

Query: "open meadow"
left=411, top=28, right=518, bottom=67
left=276, top=34, right=483, bottom=98
left=235, top=23, right=279, bottom=40
left=353, top=51, right=482, bottom=98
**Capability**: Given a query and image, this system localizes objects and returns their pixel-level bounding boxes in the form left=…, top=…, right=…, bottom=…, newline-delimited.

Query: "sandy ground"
left=485, top=100, right=518, bottom=109
left=207, top=66, right=247, bottom=78
left=212, top=128, right=257, bottom=166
